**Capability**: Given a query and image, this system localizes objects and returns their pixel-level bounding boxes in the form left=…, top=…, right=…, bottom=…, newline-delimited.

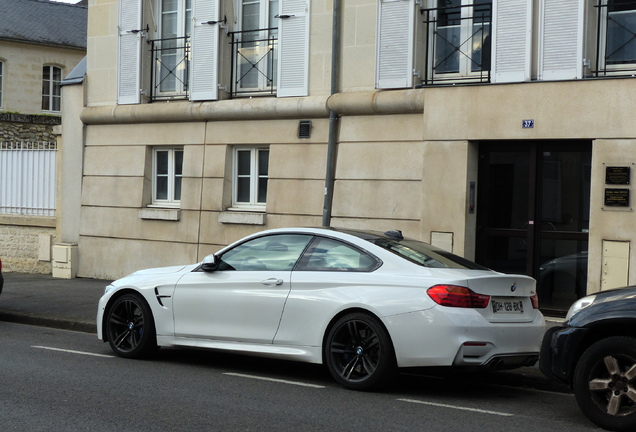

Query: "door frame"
left=476, top=140, right=592, bottom=313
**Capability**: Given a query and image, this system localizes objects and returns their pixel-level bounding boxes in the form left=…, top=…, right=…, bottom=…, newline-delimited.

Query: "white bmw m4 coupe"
left=97, top=227, right=545, bottom=390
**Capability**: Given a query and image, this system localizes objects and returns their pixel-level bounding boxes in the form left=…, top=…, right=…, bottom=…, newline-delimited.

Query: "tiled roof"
left=0, top=0, right=87, bottom=49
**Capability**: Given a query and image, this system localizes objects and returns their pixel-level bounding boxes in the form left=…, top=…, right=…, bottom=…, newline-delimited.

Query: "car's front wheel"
left=325, top=312, right=396, bottom=391
left=573, top=336, right=636, bottom=432
left=105, top=293, right=157, bottom=358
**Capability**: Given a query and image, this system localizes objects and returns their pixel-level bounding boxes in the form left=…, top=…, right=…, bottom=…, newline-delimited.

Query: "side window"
left=153, top=147, right=183, bottom=206
left=217, top=234, right=312, bottom=271
left=296, top=237, right=379, bottom=272
left=233, top=146, right=269, bottom=210
left=42, top=65, right=62, bottom=112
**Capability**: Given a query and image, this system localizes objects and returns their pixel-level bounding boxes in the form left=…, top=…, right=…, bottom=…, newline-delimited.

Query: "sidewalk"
left=0, top=271, right=565, bottom=333
left=0, top=271, right=565, bottom=330
left=0, top=272, right=110, bottom=333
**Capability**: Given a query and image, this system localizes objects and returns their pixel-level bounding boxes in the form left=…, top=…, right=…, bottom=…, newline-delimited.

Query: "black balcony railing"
left=228, top=28, right=278, bottom=98
left=594, top=0, right=636, bottom=77
left=149, top=36, right=190, bottom=102
left=421, top=2, right=491, bottom=86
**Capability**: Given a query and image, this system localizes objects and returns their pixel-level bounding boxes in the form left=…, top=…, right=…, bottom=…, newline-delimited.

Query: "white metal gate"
left=0, top=141, right=57, bottom=216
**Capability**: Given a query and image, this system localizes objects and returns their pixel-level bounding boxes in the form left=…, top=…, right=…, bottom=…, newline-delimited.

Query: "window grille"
left=228, top=28, right=278, bottom=98
left=149, top=37, right=191, bottom=101
left=421, top=1, right=492, bottom=85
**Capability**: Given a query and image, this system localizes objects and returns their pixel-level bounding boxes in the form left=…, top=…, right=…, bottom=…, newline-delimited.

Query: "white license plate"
left=491, top=298, right=524, bottom=314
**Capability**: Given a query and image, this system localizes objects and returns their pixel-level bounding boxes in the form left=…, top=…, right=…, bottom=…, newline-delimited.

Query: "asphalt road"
left=1, top=322, right=601, bottom=432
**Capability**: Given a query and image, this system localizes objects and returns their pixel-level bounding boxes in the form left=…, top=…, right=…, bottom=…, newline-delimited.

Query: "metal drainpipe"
left=322, top=0, right=341, bottom=227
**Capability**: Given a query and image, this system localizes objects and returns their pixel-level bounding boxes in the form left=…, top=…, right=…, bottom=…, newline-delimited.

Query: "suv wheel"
left=573, top=336, right=636, bottom=432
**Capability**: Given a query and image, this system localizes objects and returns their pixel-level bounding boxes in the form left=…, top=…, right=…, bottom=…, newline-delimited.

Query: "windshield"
left=368, top=237, right=490, bottom=270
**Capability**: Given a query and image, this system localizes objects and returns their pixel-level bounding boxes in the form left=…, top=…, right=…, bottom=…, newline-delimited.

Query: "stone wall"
left=0, top=115, right=60, bottom=274
left=0, top=113, right=61, bottom=143
left=0, top=221, right=56, bottom=274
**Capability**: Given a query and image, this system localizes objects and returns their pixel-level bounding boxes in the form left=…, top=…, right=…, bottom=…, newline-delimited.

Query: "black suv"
left=540, top=287, right=636, bottom=432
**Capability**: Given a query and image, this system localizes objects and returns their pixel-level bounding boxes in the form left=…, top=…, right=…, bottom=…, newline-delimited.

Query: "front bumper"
left=539, top=324, right=589, bottom=385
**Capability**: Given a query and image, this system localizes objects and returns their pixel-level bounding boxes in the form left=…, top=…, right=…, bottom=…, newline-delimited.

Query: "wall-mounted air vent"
left=298, top=120, right=312, bottom=139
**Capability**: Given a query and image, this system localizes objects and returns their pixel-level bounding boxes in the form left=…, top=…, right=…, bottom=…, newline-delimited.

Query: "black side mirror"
left=200, top=255, right=219, bottom=272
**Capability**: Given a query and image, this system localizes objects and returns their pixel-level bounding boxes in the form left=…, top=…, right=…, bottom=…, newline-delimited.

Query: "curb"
left=0, top=311, right=96, bottom=334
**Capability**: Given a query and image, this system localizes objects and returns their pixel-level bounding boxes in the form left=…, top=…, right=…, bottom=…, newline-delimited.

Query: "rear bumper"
left=539, top=324, right=589, bottom=385
left=387, top=308, right=545, bottom=368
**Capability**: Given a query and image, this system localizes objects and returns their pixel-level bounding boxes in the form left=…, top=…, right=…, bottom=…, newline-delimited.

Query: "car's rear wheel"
left=105, top=293, right=157, bottom=358
left=325, top=312, right=396, bottom=391
left=573, top=336, right=636, bottom=432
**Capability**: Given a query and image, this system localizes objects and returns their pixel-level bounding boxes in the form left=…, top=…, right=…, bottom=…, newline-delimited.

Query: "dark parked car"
left=540, top=287, right=636, bottom=431
left=0, top=257, right=3, bottom=295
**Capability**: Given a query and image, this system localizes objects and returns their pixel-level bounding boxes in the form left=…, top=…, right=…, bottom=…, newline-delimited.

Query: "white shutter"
left=117, top=0, right=143, bottom=105
left=538, top=0, right=584, bottom=80
left=376, top=0, right=415, bottom=89
left=277, top=0, right=310, bottom=97
left=491, top=0, right=533, bottom=83
left=190, top=0, right=220, bottom=101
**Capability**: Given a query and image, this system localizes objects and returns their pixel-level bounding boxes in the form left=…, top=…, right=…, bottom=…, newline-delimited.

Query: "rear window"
left=368, top=238, right=489, bottom=270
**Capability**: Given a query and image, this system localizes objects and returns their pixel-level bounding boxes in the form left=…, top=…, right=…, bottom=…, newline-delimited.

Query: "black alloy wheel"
left=325, top=312, right=396, bottom=391
left=573, top=336, right=636, bottom=432
left=106, top=293, right=157, bottom=359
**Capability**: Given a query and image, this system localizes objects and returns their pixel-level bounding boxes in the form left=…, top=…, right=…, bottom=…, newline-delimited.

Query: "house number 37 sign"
left=522, top=120, right=534, bottom=129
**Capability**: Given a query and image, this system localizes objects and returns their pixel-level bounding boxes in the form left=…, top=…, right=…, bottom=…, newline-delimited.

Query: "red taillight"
left=530, top=293, right=539, bottom=309
left=0, top=258, right=2, bottom=272
left=427, top=285, right=490, bottom=309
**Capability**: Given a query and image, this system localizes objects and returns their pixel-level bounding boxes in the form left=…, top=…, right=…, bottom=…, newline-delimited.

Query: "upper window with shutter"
left=117, top=0, right=220, bottom=103
left=117, top=0, right=309, bottom=102
left=228, top=0, right=310, bottom=98
left=377, top=0, right=601, bottom=88
left=376, top=0, right=493, bottom=88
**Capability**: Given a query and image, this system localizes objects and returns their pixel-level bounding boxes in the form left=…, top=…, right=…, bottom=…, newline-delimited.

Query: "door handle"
left=261, top=278, right=284, bottom=286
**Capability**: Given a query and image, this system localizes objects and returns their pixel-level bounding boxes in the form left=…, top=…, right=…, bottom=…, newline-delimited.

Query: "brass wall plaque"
left=605, top=188, right=630, bottom=207
left=606, top=166, right=631, bottom=185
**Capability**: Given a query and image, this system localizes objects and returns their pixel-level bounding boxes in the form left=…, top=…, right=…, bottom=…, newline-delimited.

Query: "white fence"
left=0, top=141, right=57, bottom=216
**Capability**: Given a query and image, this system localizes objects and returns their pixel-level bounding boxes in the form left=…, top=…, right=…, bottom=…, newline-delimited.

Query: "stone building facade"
left=63, top=0, right=636, bottom=315
left=0, top=0, right=86, bottom=274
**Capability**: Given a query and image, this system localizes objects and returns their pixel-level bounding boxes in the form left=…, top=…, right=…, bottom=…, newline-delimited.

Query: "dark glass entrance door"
left=476, top=141, right=592, bottom=314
